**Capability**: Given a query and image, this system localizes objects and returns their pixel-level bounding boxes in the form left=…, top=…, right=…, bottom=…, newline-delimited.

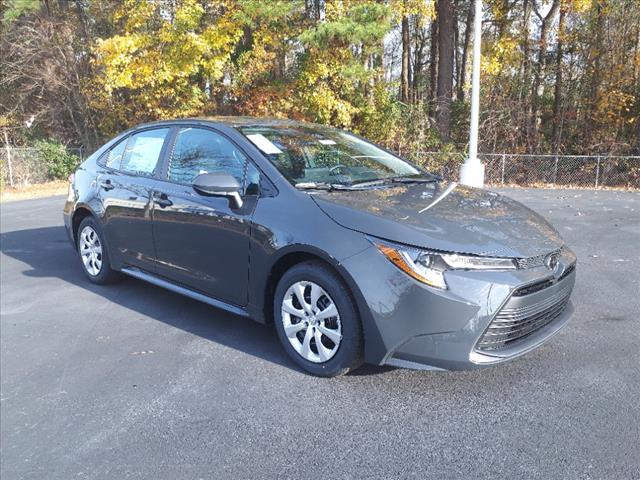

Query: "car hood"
left=311, top=181, right=564, bottom=258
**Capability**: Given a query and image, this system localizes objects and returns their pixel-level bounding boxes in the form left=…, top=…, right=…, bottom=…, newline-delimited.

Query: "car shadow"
left=1, top=225, right=302, bottom=373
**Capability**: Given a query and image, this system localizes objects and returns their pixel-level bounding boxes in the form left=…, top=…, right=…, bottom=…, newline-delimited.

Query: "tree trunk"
left=458, top=1, right=473, bottom=102
left=436, top=0, right=454, bottom=141
left=401, top=15, right=411, bottom=103
left=306, top=0, right=324, bottom=21
left=585, top=2, right=604, bottom=150
left=453, top=0, right=460, bottom=100
left=522, top=0, right=532, bottom=146
left=428, top=11, right=438, bottom=115
left=552, top=5, right=566, bottom=153
left=530, top=0, right=560, bottom=150
left=412, top=20, right=426, bottom=102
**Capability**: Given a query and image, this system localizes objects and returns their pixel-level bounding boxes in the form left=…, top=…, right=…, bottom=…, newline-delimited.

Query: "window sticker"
left=246, top=134, right=283, bottom=154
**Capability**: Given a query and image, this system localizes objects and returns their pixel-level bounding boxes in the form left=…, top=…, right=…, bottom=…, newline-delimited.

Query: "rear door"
left=151, top=126, right=260, bottom=307
left=98, top=127, right=170, bottom=272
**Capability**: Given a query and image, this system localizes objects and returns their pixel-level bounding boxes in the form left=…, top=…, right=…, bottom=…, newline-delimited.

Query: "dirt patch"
left=1, top=181, right=68, bottom=202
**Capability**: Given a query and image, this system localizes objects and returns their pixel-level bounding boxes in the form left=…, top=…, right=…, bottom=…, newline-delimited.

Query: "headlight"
left=373, top=240, right=516, bottom=290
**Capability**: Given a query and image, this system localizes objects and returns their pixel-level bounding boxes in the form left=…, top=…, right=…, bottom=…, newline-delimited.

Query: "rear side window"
left=168, top=127, right=249, bottom=186
left=104, top=138, right=127, bottom=169
left=245, top=161, right=260, bottom=195
left=120, top=128, right=169, bottom=176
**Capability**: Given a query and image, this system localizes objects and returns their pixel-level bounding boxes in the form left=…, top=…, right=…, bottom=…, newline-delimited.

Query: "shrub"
left=33, top=140, right=81, bottom=180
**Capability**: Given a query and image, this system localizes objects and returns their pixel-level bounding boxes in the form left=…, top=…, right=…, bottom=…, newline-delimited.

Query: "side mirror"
left=193, top=173, right=243, bottom=208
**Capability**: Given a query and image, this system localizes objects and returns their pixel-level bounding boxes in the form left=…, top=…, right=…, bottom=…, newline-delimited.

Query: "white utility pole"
left=459, top=0, right=485, bottom=187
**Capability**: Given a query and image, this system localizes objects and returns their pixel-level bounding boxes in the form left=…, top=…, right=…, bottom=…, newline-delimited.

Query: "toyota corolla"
left=63, top=117, right=576, bottom=376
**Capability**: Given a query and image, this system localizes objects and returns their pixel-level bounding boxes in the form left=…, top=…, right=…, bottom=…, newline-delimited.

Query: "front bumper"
left=340, top=245, right=576, bottom=371
left=62, top=202, right=75, bottom=248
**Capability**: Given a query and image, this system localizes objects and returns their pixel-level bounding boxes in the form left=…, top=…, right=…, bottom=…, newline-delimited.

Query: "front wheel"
left=274, top=261, right=363, bottom=377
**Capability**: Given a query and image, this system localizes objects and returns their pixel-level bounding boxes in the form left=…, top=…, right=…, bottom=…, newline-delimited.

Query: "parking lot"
left=1, top=188, right=639, bottom=479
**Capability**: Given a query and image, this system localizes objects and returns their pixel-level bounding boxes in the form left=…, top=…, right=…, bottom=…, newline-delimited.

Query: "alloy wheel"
left=79, top=225, right=103, bottom=276
left=281, top=281, right=342, bottom=363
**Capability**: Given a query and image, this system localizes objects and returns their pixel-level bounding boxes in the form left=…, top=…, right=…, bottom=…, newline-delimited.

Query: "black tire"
left=274, top=261, right=363, bottom=377
left=76, top=216, right=122, bottom=284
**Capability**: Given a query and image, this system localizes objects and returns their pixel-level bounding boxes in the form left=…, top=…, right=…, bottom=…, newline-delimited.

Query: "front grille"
left=475, top=285, right=572, bottom=352
left=515, top=248, right=562, bottom=269
left=512, top=262, right=576, bottom=297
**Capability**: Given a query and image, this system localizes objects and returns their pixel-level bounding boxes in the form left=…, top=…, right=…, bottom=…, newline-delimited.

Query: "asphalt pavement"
left=1, top=188, right=639, bottom=479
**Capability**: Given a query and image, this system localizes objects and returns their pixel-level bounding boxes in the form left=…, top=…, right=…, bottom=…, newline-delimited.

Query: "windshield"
left=238, top=125, right=421, bottom=186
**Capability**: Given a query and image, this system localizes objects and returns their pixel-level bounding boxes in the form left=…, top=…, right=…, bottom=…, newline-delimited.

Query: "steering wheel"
left=329, top=164, right=348, bottom=176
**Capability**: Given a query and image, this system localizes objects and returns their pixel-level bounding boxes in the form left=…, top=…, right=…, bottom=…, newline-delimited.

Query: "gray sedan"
left=63, top=117, right=576, bottom=376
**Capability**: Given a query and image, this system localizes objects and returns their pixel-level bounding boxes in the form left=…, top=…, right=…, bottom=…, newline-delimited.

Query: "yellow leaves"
left=93, top=0, right=243, bottom=126
left=563, top=0, right=591, bottom=14
left=596, top=89, right=636, bottom=124
left=482, top=36, right=518, bottom=77
left=174, top=0, right=205, bottom=31
left=114, top=0, right=155, bottom=32
left=301, top=84, right=356, bottom=127
left=389, top=0, right=436, bottom=22
left=95, top=35, right=141, bottom=91
left=0, top=114, right=14, bottom=129
left=295, top=56, right=361, bottom=128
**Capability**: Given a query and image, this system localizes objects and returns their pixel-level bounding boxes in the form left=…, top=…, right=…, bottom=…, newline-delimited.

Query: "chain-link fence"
left=407, top=152, right=640, bottom=189
left=1, top=146, right=84, bottom=187
left=1, top=146, right=639, bottom=189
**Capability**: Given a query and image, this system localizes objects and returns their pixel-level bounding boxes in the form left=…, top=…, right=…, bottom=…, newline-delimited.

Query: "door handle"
left=99, top=179, right=114, bottom=191
left=153, top=193, right=173, bottom=208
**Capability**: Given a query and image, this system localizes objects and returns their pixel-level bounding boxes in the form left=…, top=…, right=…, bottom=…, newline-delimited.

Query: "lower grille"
left=475, top=285, right=572, bottom=352
left=512, top=278, right=554, bottom=296
left=559, top=263, right=575, bottom=281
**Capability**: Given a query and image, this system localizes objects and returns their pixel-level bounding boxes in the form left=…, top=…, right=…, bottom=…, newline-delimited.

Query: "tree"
left=428, top=13, right=438, bottom=113
left=458, top=1, right=473, bottom=101
left=298, top=0, right=391, bottom=125
left=552, top=3, right=567, bottom=152
left=0, top=1, right=106, bottom=147
left=92, top=0, right=242, bottom=131
left=530, top=0, right=560, bottom=149
left=1, top=0, right=639, bottom=158
left=401, top=14, right=411, bottom=102
left=436, top=0, right=454, bottom=141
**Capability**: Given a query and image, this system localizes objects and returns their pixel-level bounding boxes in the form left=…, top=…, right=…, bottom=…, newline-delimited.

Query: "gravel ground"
left=1, top=188, right=639, bottom=480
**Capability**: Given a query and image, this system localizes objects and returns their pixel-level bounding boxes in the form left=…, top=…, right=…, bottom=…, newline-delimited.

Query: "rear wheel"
left=274, top=261, right=363, bottom=377
left=76, top=217, right=121, bottom=284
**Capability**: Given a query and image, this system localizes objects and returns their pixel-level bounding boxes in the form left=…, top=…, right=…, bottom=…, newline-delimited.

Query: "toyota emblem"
left=545, top=253, right=559, bottom=271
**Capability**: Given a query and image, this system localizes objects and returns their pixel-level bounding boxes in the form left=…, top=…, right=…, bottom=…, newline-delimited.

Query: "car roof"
left=133, top=116, right=319, bottom=130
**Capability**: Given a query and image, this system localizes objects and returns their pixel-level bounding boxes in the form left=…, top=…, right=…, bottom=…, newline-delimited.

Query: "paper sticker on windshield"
left=318, top=139, right=336, bottom=145
left=246, top=134, right=283, bottom=154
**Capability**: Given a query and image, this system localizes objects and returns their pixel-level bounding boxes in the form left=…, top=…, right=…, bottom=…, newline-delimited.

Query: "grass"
left=0, top=180, right=69, bottom=203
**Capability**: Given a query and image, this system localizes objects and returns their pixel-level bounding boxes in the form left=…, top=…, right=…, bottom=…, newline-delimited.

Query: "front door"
left=151, top=127, right=260, bottom=307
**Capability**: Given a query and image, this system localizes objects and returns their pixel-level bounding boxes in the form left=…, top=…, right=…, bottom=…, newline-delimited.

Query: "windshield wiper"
left=390, top=174, right=440, bottom=184
left=295, top=182, right=359, bottom=191
left=295, top=176, right=438, bottom=191
left=349, top=174, right=441, bottom=188
left=348, top=179, right=387, bottom=187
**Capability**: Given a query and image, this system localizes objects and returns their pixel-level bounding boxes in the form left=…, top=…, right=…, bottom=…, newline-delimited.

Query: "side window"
left=104, top=138, right=127, bottom=169
left=168, top=127, right=254, bottom=188
left=245, top=161, right=260, bottom=195
left=120, top=128, right=169, bottom=176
